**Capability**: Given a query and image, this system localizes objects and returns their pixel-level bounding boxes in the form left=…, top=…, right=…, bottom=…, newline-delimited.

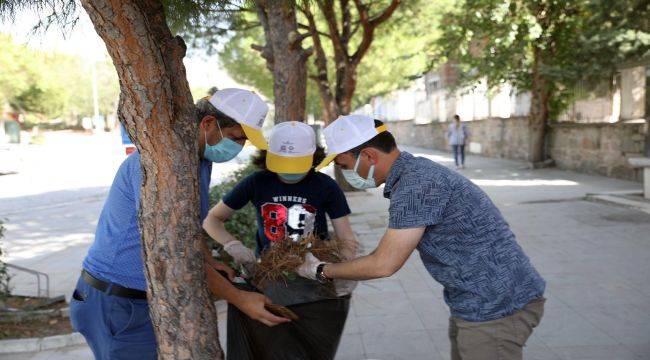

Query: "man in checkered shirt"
left=298, top=114, right=545, bottom=360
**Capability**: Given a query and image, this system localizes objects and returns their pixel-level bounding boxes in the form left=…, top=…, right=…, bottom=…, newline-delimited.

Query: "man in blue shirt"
left=70, top=89, right=289, bottom=360
left=298, top=115, right=545, bottom=360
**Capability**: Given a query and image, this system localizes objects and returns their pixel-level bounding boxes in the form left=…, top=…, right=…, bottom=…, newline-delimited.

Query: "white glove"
left=295, top=252, right=322, bottom=281
left=223, top=240, right=256, bottom=266
left=334, top=279, right=357, bottom=297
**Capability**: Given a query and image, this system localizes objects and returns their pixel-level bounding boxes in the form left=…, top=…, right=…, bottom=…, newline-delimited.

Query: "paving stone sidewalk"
left=3, top=145, right=650, bottom=359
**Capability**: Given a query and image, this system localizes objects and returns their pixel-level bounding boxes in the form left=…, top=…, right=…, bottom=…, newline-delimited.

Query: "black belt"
left=82, top=270, right=147, bottom=300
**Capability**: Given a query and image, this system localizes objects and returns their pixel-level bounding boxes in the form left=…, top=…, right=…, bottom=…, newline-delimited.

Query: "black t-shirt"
left=223, top=170, right=352, bottom=305
left=223, top=170, right=351, bottom=255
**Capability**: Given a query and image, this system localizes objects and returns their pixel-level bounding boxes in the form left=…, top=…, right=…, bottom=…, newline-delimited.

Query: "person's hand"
left=232, top=291, right=291, bottom=327
left=223, top=240, right=256, bottom=266
left=334, top=279, right=357, bottom=297
left=208, top=260, right=236, bottom=282
left=295, top=252, right=322, bottom=281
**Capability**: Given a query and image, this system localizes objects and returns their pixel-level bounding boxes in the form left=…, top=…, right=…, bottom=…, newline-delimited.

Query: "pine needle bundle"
left=251, top=234, right=342, bottom=289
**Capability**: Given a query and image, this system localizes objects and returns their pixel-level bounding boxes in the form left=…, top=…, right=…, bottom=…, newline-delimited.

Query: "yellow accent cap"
left=242, top=123, right=268, bottom=150
left=266, top=152, right=314, bottom=174
left=315, top=153, right=338, bottom=171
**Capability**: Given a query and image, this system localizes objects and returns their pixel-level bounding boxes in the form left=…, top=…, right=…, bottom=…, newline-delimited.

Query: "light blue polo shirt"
left=82, top=152, right=212, bottom=291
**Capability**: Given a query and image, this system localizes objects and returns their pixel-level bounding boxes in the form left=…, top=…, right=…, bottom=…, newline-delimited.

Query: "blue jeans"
left=452, top=144, right=465, bottom=166
left=69, top=273, right=157, bottom=360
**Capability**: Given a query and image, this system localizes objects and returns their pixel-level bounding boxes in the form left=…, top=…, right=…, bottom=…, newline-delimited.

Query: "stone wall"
left=387, top=117, right=531, bottom=161
left=548, top=122, right=646, bottom=181
left=386, top=118, right=647, bottom=182
left=386, top=119, right=447, bottom=150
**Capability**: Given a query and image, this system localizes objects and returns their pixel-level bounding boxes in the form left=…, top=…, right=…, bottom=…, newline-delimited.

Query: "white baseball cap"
left=208, top=88, right=269, bottom=149
left=266, top=121, right=316, bottom=174
left=316, top=114, right=387, bottom=170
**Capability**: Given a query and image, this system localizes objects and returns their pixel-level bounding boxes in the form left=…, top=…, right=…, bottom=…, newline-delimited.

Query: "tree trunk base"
left=526, top=158, right=556, bottom=170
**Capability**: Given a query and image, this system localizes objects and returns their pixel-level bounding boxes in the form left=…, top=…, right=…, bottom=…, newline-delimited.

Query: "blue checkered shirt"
left=384, top=152, right=545, bottom=322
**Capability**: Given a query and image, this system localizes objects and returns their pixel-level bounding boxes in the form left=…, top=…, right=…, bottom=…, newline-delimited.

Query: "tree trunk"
left=304, top=0, right=398, bottom=190
left=303, top=3, right=337, bottom=125
left=335, top=64, right=358, bottom=116
left=81, top=1, right=222, bottom=359
left=334, top=64, right=370, bottom=191
left=643, top=67, right=650, bottom=158
left=529, top=45, right=549, bottom=164
left=256, top=0, right=309, bottom=123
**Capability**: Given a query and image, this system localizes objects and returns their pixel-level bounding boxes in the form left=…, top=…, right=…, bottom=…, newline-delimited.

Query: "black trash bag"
left=226, top=282, right=350, bottom=360
left=262, top=276, right=338, bottom=306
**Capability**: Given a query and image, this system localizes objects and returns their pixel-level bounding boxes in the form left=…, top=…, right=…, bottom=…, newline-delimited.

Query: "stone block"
left=630, top=133, right=645, bottom=142
left=581, top=137, right=597, bottom=150
left=40, top=334, right=72, bottom=351
left=0, top=338, right=40, bottom=354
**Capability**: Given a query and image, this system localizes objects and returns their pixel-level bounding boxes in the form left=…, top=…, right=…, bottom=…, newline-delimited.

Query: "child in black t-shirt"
left=203, top=121, right=358, bottom=359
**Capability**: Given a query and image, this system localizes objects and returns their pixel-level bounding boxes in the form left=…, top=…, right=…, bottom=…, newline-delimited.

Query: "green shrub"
left=209, top=161, right=259, bottom=250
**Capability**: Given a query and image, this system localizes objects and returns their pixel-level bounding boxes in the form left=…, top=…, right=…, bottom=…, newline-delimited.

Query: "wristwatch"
left=315, top=263, right=330, bottom=284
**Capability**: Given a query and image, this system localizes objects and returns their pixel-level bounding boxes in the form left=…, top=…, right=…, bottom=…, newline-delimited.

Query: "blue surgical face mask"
left=341, top=154, right=377, bottom=189
left=203, top=121, right=243, bottom=163
left=278, top=172, right=308, bottom=183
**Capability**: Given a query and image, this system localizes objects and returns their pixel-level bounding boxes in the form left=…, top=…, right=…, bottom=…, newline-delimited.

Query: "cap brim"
left=242, top=124, right=268, bottom=150
left=315, top=153, right=337, bottom=171
left=267, top=152, right=314, bottom=174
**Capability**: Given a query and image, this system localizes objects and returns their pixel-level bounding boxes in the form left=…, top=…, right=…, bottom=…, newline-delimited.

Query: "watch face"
left=316, top=264, right=328, bottom=283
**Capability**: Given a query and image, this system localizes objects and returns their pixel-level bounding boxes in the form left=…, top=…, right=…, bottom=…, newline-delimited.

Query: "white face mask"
left=341, top=154, right=377, bottom=189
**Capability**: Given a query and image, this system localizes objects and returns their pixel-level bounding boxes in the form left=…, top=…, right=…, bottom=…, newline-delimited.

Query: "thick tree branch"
left=298, top=22, right=331, bottom=38
left=369, top=0, right=400, bottom=27
left=349, top=21, right=361, bottom=39
left=303, top=1, right=337, bottom=122
left=289, top=30, right=313, bottom=46
left=302, top=46, right=314, bottom=60
left=254, top=2, right=274, bottom=69
left=351, top=0, right=400, bottom=64
left=317, top=0, right=349, bottom=60
left=340, top=0, right=352, bottom=44
left=251, top=43, right=274, bottom=69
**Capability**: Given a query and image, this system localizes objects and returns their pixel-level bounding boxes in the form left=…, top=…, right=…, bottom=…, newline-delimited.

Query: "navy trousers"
left=452, top=144, right=465, bottom=166
left=69, top=273, right=157, bottom=359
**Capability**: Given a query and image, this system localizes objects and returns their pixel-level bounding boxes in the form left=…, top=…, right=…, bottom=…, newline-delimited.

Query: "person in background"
left=69, top=89, right=289, bottom=360
left=446, top=114, right=470, bottom=169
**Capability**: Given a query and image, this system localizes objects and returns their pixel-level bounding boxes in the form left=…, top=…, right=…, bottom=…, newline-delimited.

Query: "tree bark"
left=80, top=1, right=222, bottom=358
left=336, top=64, right=358, bottom=116
left=304, top=0, right=399, bottom=191
left=645, top=69, right=650, bottom=157
left=255, top=0, right=310, bottom=123
left=529, top=45, right=549, bottom=164
left=303, top=2, right=338, bottom=124
left=307, top=0, right=399, bottom=121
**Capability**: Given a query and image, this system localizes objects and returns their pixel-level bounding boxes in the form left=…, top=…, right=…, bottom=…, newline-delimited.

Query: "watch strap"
left=316, top=263, right=329, bottom=283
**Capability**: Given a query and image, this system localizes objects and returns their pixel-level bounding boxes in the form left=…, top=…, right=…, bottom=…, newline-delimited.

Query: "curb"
left=0, top=307, right=83, bottom=354
left=586, top=191, right=650, bottom=215
left=0, top=307, right=70, bottom=324
left=0, top=332, right=86, bottom=354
